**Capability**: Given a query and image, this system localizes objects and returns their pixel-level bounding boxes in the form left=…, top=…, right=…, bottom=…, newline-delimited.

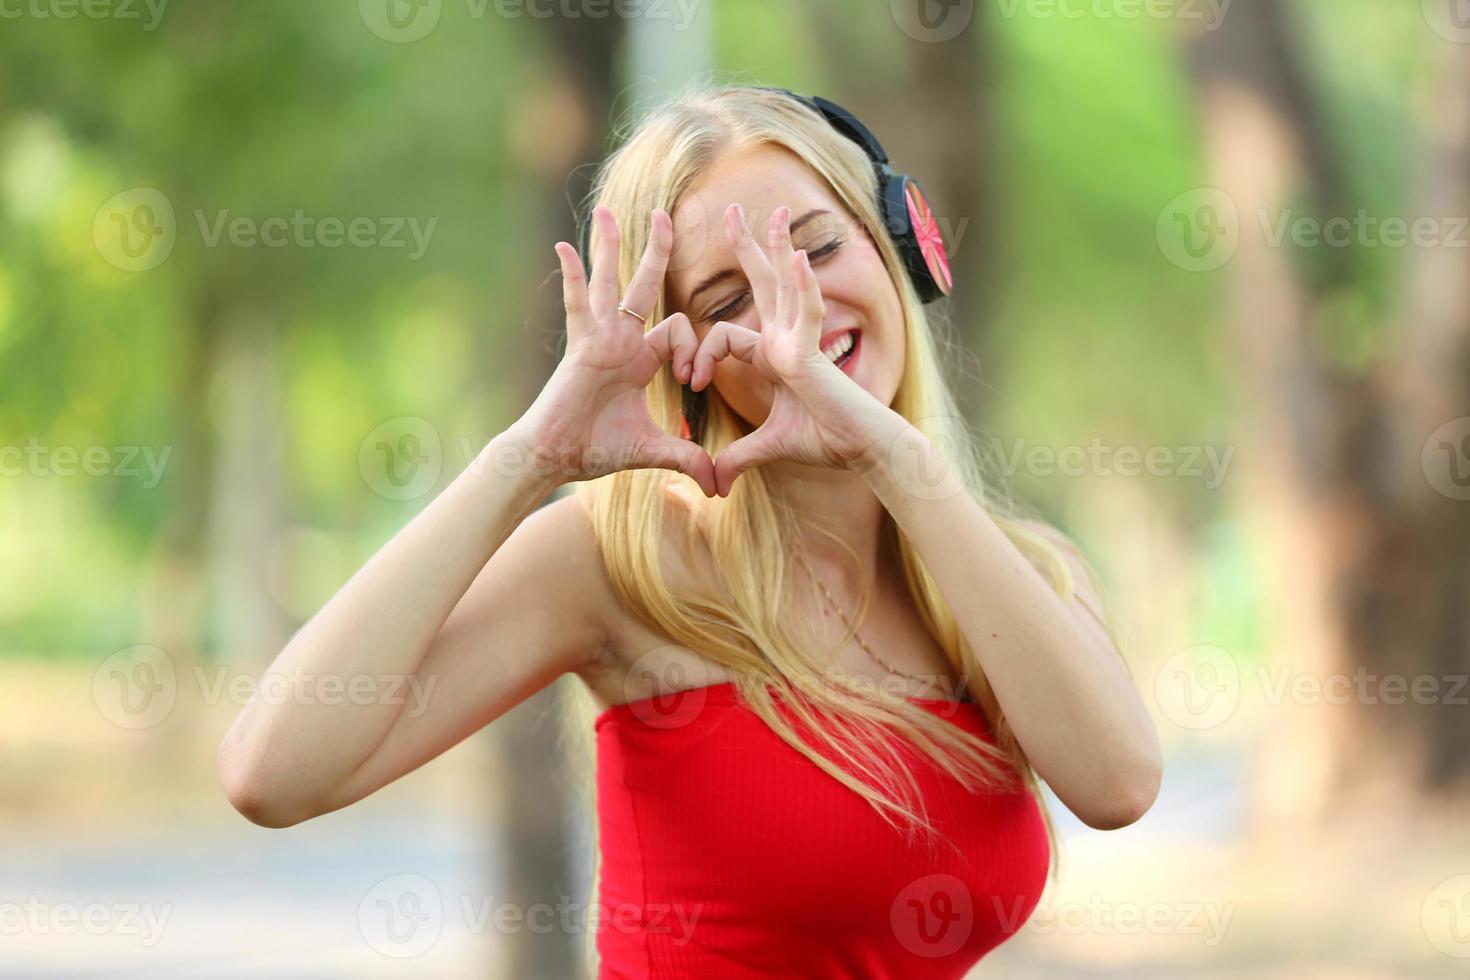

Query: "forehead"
left=666, top=142, right=845, bottom=302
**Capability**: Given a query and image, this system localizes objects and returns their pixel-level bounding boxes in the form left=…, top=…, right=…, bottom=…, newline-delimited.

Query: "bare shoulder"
left=504, top=491, right=624, bottom=672
left=569, top=481, right=738, bottom=707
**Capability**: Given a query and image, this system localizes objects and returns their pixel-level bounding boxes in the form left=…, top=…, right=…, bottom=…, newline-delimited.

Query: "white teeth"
left=822, top=331, right=855, bottom=362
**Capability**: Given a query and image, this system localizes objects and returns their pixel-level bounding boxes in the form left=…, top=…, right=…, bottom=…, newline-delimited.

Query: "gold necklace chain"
left=797, top=553, right=935, bottom=686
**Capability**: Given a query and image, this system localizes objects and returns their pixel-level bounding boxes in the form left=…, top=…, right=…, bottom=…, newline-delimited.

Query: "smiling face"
left=663, top=142, right=906, bottom=427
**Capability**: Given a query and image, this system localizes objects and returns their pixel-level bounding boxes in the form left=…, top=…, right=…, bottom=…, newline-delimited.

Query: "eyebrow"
left=686, top=208, right=832, bottom=308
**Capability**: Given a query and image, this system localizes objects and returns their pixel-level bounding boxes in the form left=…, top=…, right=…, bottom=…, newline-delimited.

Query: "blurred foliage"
left=0, top=0, right=1446, bottom=660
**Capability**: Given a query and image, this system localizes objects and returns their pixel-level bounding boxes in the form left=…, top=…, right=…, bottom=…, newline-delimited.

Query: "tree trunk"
left=1186, top=0, right=1470, bottom=837
left=486, top=13, right=626, bottom=980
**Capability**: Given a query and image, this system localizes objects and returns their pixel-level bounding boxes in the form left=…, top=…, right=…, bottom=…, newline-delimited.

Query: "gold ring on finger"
left=616, top=303, right=647, bottom=324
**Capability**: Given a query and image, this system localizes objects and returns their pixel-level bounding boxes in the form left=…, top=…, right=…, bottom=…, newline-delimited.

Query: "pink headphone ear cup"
left=904, top=182, right=953, bottom=297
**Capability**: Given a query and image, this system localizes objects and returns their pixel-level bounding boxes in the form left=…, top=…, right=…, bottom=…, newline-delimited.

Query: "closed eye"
left=701, top=236, right=845, bottom=323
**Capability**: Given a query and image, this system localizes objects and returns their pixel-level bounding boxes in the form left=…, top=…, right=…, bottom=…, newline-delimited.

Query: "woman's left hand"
left=691, top=203, right=906, bottom=497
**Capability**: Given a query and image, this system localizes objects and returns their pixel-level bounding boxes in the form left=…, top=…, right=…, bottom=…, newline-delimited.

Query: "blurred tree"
left=1188, top=0, right=1470, bottom=830
left=800, top=2, right=996, bottom=414
left=491, top=12, right=627, bottom=980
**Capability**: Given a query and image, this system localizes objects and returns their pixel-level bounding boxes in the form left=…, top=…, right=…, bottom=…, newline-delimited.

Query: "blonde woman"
left=218, top=84, right=1162, bottom=978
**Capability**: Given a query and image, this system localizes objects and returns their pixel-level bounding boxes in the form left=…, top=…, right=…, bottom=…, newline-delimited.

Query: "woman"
left=217, top=84, right=1162, bottom=977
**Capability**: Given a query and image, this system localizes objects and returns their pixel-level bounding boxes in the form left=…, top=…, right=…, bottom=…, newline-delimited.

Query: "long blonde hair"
left=555, top=81, right=1119, bottom=969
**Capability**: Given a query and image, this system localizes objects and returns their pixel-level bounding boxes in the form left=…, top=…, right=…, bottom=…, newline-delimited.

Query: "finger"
left=643, top=311, right=697, bottom=384
left=793, top=248, right=825, bottom=348
left=553, top=241, right=595, bottom=345
left=588, top=207, right=622, bottom=322
left=713, top=430, right=776, bottom=498
left=768, top=206, right=797, bottom=328
left=619, top=209, right=673, bottom=327
left=725, top=204, right=777, bottom=326
left=691, top=320, right=762, bottom=392
left=637, top=435, right=717, bottom=498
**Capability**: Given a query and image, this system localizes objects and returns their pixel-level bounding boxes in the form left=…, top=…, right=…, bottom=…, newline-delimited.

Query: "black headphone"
left=576, top=87, right=953, bottom=305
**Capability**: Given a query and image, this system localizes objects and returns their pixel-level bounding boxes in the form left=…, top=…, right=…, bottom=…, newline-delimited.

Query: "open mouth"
left=821, top=329, right=860, bottom=374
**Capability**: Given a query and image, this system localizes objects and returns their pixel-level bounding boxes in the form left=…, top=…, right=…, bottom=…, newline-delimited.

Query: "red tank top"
left=593, top=680, right=1050, bottom=978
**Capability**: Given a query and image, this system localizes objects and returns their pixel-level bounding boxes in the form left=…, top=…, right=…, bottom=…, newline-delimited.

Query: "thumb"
left=635, top=434, right=717, bottom=498
left=712, top=432, right=774, bottom=498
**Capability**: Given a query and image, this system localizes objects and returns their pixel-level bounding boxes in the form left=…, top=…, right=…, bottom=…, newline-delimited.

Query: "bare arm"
left=853, top=423, right=1163, bottom=831
left=217, top=206, right=713, bottom=827
left=216, top=432, right=577, bottom=827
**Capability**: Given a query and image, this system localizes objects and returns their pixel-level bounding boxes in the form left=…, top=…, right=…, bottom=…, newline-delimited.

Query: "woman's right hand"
left=511, top=206, right=716, bottom=496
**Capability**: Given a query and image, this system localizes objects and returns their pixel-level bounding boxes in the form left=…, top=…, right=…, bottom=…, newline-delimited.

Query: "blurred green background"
left=3, top=0, right=1468, bottom=976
